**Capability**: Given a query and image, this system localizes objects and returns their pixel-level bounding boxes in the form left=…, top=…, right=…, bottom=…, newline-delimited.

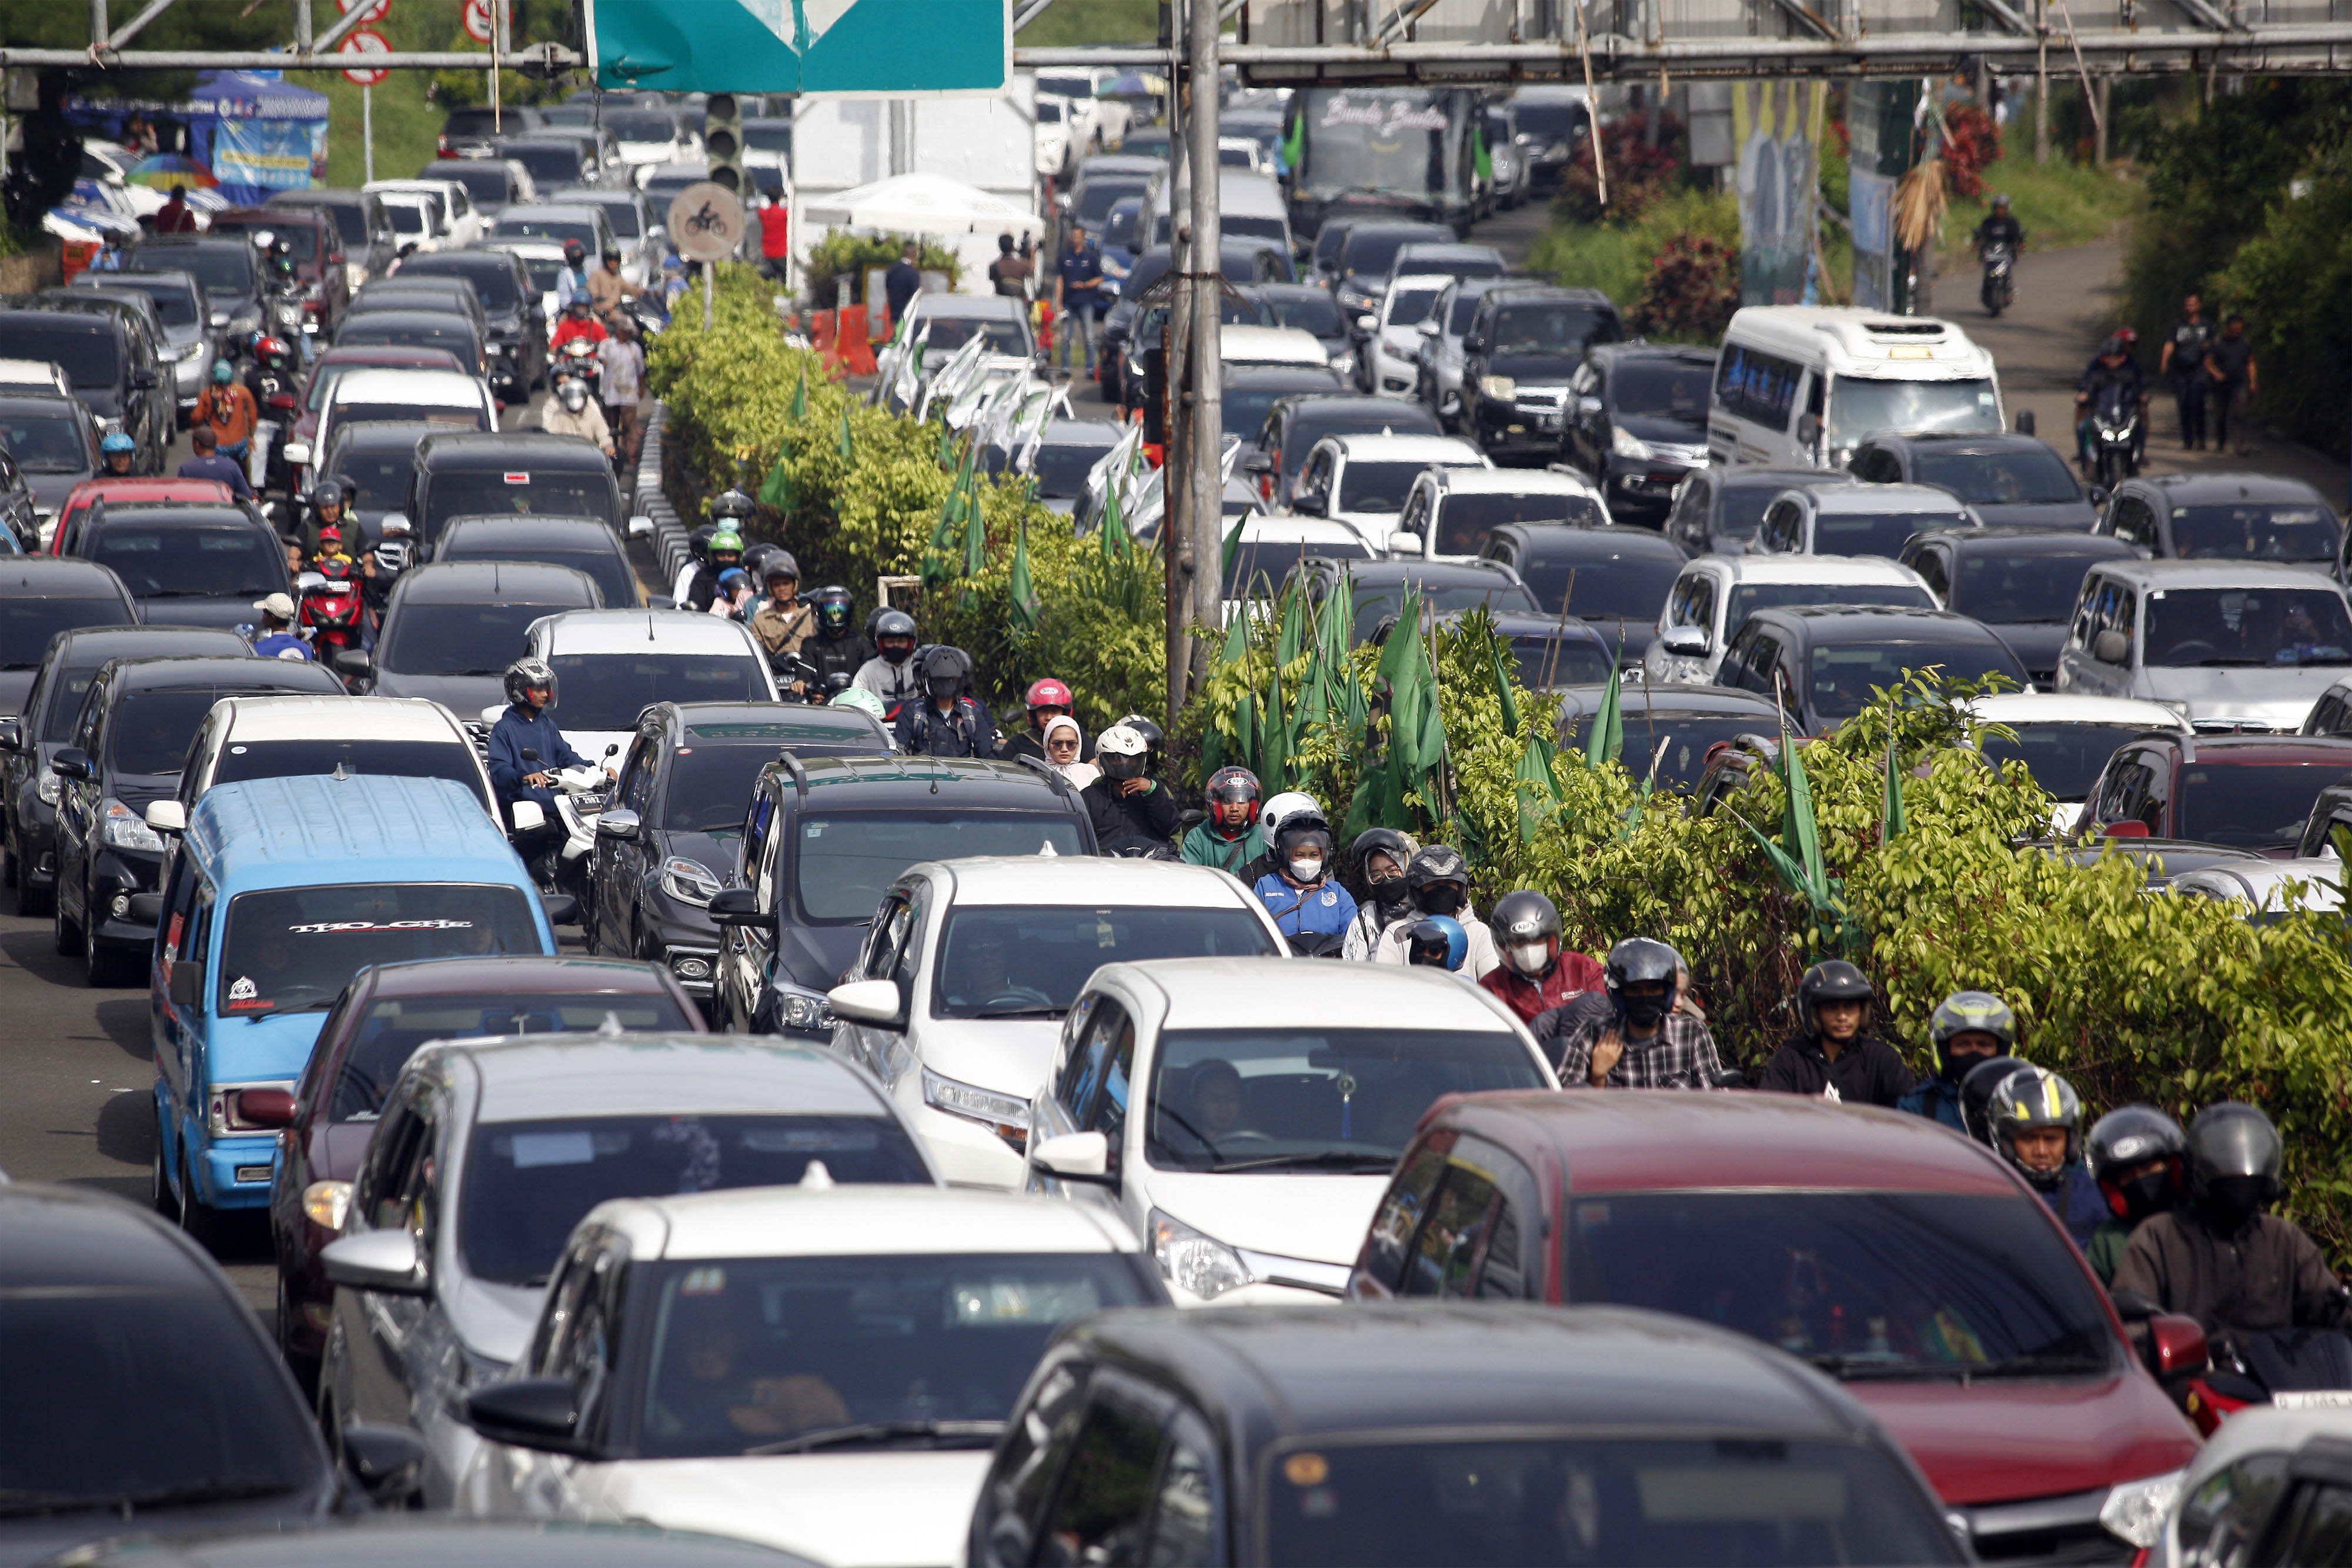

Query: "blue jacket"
left=1252, top=871, right=1358, bottom=940
left=896, top=694, right=1000, bottom=758
left=2038, top=1162, right=2109, bottom=1251
left=487, top=704, right=588, bottom=806
left=1895, top=1075, right=1967, bottom=1132
left=252, top=631, right=313, bottom=661
left=178, top=453, right=253, bottom=499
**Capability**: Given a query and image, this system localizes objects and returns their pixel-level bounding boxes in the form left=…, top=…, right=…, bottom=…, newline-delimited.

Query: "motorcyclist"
left=540, top=376, right=614, bottom=458
left=2074, top=332, right=2149, bottom=474
left=587, top=245, right=642, bottom=326
left=1478, top=890, right=1605, bottom=1023
left=1179, top=765, right=1261, bottom=875
left=1984, top=1066, right=2106, bottom=1249
left=1896, top=990, right=2016, bottom=1130
left=2112, top=1103, right=2348, bottom=1341
left=801, top=587, right=873, bottom=693
left=1374, top=845, right=1498, bottom=978
left=1250, top=808, right=1357, bottom=951
left=1756, top=959, right=1914, bottom=1105
left=852, top=609, right=924, bottom=711
left=249, top=591, right=313, bottom=661
left=191, top=357, right=258, bottom=466
left=1973, top=194, right=2024, bottom=258
left=894, top=645, right=999, bottom=757
left=1239, top=791, right=1319, bottom=888
left=1405, top=916, right=1468, bottom=972
left=998, top=677, right=1083, bottom=765
left=555, top=238, right=592, bottom=310
left=301, top=479, right=365, bottom=563
left=2084, top=1105, right=2188, bottom=1285
left=1083, top=723, right=1180, bottom=855
left=749, top=554, right=816, bottom=690
left=486, top=657, right=609, bottom=883
left=682, top=527, right=746, bottom=616
left=1548, top=937, right=1726, bottom=1090
left=1339, top=826, right=1419, bottom=960
left=1959, top=1055, right=2036, bottom=1145
left=551, top=293, right=609, bottom=355
left=99, top=430, right=136, bottom=477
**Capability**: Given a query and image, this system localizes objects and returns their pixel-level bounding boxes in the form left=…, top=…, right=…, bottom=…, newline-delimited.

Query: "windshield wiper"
left=0, top=1478, right=298, bottom=1520
left=1211, top=1149, right=1398, bottom=1174
left=1809, top=1353, right=2108, bottom=1383
left=969, top=1002, right=1064, bottom=1018
left=744, top=1419, right=1004, bottom=1456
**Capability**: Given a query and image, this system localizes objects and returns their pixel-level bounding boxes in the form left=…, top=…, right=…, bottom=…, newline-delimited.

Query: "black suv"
left=1459, top=286, right=1624, bottom=465
left=1897, top=527, right=2137, bottom=684
left=52, top=653, right=342, bottom=984
left=405, top=432, right=628, bottom=551
left=1559, top=344, right=1715, bottom=526
left=70, top=500, right=289, bottom=630
left=2096, top=471, right=2342, bottom=569
left=0, top=557, right=138, bottom=718
left=385, top=249, right=545, bottom=400
left=1850, top=431, right=2099, bottom=531
left=0, top=305, right=171, bottom=473
left=1663, top=464, right=1847, bottom=558
left=1477, top=521, right=1687, bottom=657
left=707, top=757, right=1098, bottom=1041
left=589, top=704, right=891, bottom=1005
left=1715, top=606, right=2030, bottom=735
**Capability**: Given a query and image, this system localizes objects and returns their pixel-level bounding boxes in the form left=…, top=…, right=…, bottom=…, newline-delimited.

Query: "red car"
left=49, top=476, right=235, bottom=556
left=260, top=954, right=703, bottom=1381
left=1351, top=1093, right=2204, bottom=1562
left=2079, top=733, right=2352, bottom=858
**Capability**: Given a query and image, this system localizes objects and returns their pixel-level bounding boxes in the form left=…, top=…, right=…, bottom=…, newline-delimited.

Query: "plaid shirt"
left=1553, top=1012, right=1726, bottom=1090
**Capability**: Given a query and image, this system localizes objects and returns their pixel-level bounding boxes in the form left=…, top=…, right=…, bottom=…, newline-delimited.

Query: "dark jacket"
left=1756, top=1031, right=1915, bottom=1107
left=2111, top=1206, right=2347, bottom=1339
left=487, top=705, right=589, bottom=810
left=1974, top=212, right=2024, bottom=252
left=804, top=630, right=873, bottom=689
left=1894, top=1074, right=1967, bottom=1132
left=1479, top=951, right=1605, bottom=1025
left=895, top=694, right=1000, bottom=758
left=2034, top=1162, right=2110, bottom=1251
left=1082, top=775, right=1179, bottom=855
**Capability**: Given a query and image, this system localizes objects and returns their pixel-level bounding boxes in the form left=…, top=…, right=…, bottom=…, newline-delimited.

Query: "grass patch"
left=1940, top=152, right=2140, bottom=264
left=1018, top=0, right=1160, bottom=45
left=1526, top=186, right=1738, bottom=316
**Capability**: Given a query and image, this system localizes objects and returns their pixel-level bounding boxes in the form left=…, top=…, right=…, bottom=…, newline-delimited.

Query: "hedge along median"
left=656, top=263, right=2352, bottom=1268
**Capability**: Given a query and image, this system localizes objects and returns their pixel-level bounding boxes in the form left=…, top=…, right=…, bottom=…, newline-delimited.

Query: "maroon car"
left=262, top=954, right=701, bottom=1379
left=209, top=206, right=349, bottom=336
left=1350, top=1093, right=2204, bottom=1563
left=2079, top=733, right=2352, bottom=858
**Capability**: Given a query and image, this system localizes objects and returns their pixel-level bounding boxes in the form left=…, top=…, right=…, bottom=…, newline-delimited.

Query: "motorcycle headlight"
left=659, top=856, right=721, bottom=906
left=2098, top=1468, right=2185, bottom=1550
left=1479, top=375, right=1516, bottom=401
left=921, top=1066, right=1030, bottom=1138
left=1611, top=426, right=1653, bottom=460
left=100, top=798, right=163, bottom=851
left=769, top=979, right=836, bottom=1032
left=1148, top=1208, right=1252, bottom=1300
left=37, top=771, right=59, bottom=807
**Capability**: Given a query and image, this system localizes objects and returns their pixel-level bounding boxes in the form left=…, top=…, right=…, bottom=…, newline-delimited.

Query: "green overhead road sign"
left=584, top=0, right=1010, bottom=95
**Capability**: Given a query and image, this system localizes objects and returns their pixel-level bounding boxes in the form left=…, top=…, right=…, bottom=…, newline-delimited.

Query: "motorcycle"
left=1980, top=240, right=2015, bottom=317
left=243, top=340, right=301, bottom=505
left=551, top=337, right=603, bottom=403
left=365, top=515, right=412, bottom=614
left=771, top=652, right=821, bottom=703
left=532, top=755, right=613, bottom=917
left=2180, top=1325, right=2352, bottom=1436
left=2086, top=380, right=2144, bottom=487
left=297, top=561, right=369, bottom=666
left=622, top=292, right=667, bottom=341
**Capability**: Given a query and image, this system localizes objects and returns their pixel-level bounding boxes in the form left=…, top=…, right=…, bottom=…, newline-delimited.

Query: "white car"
left=367, top=177, right=489, bottom=248
left=1034, top=93, right=1075, bottom=178
left=1393, top=466, right=1610, bottom=561
left=456, top=1185, right=1161, bottom=1568
left=1645, top=553, right=1939, bottom=686
left=523, top=609, right=781, bottom=769
left=1024, top=957, right=1557, bottom=1306
left=1218, top=325, right=1331, bottom=375
left=1289, top=432, right=1491, bottom=554
left=156, top=694, right=498, bottom=831
left=1965, top=691, right=2189, bottom=834
left=375, top=191, right=443, bottom=256
left=2168, top=857, right=2345, bottom=919
left=826, top=857, right=1288, bottom=1191
left=2158, top=1405, right=2352, bottom=1568
left=603, top=106, right=703, bottom=169
left=1357, top=272, right=1453, bottom=399
left=299, top=367, right=498, bottom=492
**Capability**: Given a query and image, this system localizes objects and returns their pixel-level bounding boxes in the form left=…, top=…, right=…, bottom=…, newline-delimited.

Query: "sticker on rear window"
left=503, top=472, right=529, bottom=484
left=287, top=918, right=477, bottom=934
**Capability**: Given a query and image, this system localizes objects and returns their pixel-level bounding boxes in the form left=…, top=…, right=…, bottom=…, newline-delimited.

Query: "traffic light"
left=705, top=92, right=745, bottom=196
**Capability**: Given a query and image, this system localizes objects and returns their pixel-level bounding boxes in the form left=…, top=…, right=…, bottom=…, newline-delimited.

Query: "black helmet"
left=741, top=542, right=781, bottom=582
left=709, top=489, right=756, bottom=525
left=1116, top=713, right=1165, bottom=771
left=761, top=549, right=801, bottom=584
left=810, top=586, right=853, bottom=633
left=504, top=656, right=556, bottom=710
left=309, top=481, right=345, bottom=515
left=1491, top=890, right=1561, bottom=945
left=688, top=523, right=716, bottom=565
left=563, top=238, right=586, bottom=266
left=2186, top=1102, right=2283, bottom=1223
left=1204, top=766, right=1261, bottom=808
left=1797, top=960, right=1872, bottom=1024
left=1406, top=844, right=1469, bottom=916
left=2087, top=1105, right=2187, bottom=1224
left=1603, top=937, right=1680, bottom=1029
left=1985, top=1066, right=2083, bottom=1192
left=874, top=609, right=917, bottom=660
left=1929, top=990, right=2017, bottom=1079
left=1352, top=827, right=1414, bottom=872
left=1272, top=809, right=1334, bottom=869
left=1958, top=1056, right=2036, bottom=1146
left=918, top=644, right=971, bottom=697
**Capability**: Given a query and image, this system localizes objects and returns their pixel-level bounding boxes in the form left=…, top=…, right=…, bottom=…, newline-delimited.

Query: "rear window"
left=335, top=319, right=479, bottom=358
left=423, top=468, right=616, bottom=539
left=0, top=597, right=132, bottom=671
left=2, top=323, right=118, bottom=394
left=442, top=540, right=631, bottom=611
left=325, top=444, right=420, bottom=511
left=403, top=260, right=520, bottom=312
left=218, top=881, right=544, bottom=1016
left=210, top=737, right=487, bottom=809
left=331, top=401, right=489, bottom=434
left=1513, top=548, right=1682, bottom=621
left=381, top=601, right=580, bottom=676
left=329, top=990, right=694, bottom=1121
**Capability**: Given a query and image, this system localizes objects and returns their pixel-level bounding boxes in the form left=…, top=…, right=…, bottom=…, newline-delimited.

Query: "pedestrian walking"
left=599, top=318, right=647, bottom=472
left=2207, top=314, right=2257, bottom=456
left=2159, top=292, right=2213, bottom=451
left=883, top=241, right=923, bottom=330
left=758, top=190, right=791, bottom=286
left=1053, top=223, right=1102, bottom=376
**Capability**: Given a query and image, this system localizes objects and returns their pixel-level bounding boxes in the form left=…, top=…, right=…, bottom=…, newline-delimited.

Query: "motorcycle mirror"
left=603, top=743, right=620, bottom=757
left=520, top=748, right=540, bottom=762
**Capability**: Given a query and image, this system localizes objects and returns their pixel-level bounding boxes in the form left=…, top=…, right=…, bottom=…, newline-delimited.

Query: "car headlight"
left=2099, top=1468, right=2184, bottom=1550
left=100, top=799, right=163, bottom=851
left=302, top=1179, right=351, bottom=1231
left=1479, top=375, right=1516, bottom=401
left=659, top=856, right=721, bottom=905
left=1149, top=1208, right=1252, bottom=1300
left=921, top=1066, right=1031, bottom=1138
left=1611, top=426, right=1653, bottom=460
left=37, top=771, right=59, bottom=807
left=769, top=979, right=836, bottom=1033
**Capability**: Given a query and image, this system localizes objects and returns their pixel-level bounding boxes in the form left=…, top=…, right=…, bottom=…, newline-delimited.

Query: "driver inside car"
left=943, top=929, right=1051, bottom=1014
left=1190, top=1059, right=1247, bottom=1141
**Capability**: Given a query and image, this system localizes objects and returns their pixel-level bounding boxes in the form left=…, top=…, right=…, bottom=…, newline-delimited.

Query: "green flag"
left=1515, top=735, right=1556, bottom=844
left=1882, top=722, right=1908, bottom=843
left=791, top=366, right=807, bottom=422
left=959, top=473, right=986, bottom=608
left=1777, top=708, right=1833, bottom=912
left=757, top=440, right=793, bottom=510
left=1277, top=587, right=1306, bottom=673
left=1235, top=693, right=1259, bottom=788
left=1473, top=121, right=1494, bottom=184
left=937, top=419, right=956, bottom=468
left=1260, top=651, right=1290, bottom=791
left=838, top=403, right=855, bottom=462
left=1489, top=634, right=1521, bottom=737
left=1100, top=478, right=1128, bottom=561
left=1583, top=665, right=1624, bottom=767
left=1008, top=514, right=1040, bottom=635
left=1220, top=601, right=1249, bottom=670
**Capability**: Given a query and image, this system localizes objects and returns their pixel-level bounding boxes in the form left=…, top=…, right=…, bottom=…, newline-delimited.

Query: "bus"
left=1282, top=86, right=1481, bottom=242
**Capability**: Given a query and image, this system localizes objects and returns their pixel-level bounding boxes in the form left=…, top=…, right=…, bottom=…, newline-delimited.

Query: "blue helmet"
left=1405, top=915, right=1468, bottom=971
left=101, top=431, right=136, bottom=455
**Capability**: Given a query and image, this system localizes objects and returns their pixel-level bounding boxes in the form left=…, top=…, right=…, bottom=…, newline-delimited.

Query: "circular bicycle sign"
left=340, top=28, right=390, bottom=85
left=667, top=182, right=746, bottom=263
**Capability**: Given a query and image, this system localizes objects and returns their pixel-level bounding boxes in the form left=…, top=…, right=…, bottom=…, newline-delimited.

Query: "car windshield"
left=509, top=252, right=568, bottom=292
left=425, top=469, right=614, bottom=536
left=1913, top=446, right=2080, bottom=506
left=1509, top=633, right=1615, bottom=691
left=1561, top=707, right=1780, bottom=792
left=1101, top=199, right=1141, bottom=251
left=91, top=524, right=278, bottom=600
left=1032, top=440, right=1115, bottom=500
left=1515, top=551, right=1682, bottom=621
left=332, top=402, right=488, bottom=434
left=1261, top=1433, right=1959, bottom=1568
left=446, top=542, right=630, bottom=609
left=2169, top=503, right=2341, bottom=563
left=1511, top=100, right=1584, bottom=139
left=1340, top=460, right=1451, bottom=513
left=1813, top=511, right=1967, bottom=559
left=1488, top=303, right=1618, bottom=357
left=1145, top=1026, right=1544, bottom=1172
left=382, top=601, right=569, bottom=676
left=435, top=164, right=514, bottom=205
left=931, top=906, right=1276, bottom=1021
left=383, top=203, right=428, bottom=238
left=1351, top=579, right=1539, bottom=641
left=1075, top=178, right=1150, bottom=227
left=1949, top=549, right=2109, bottom=623
left=662, top=744, right=779, bottom=833
left=404, top=261, right=520, bottom=311
left=211, top=738, right=485, bottom=807
left=636, top=1252, right=1151, bottom=1460
left=1613, top=360, right=1712, bottom=422
left=490, top=213, right=595, bottom=248
left=1227, top=537, right=1371, bottom=599
left=1565, top=1191, right=2116, bottom=1376
left=1714, top=480, right=1807, bottom=542
left=547, top=653, right=765, bottom=730
left=461, top=1115, right=930, bottom=1288
left=329, top=990, right=694, bottom=1121
left=1809, top=639, right=2024, bottom=721
left=1979, top=723, right=2147, bottom=801
left=923, top=316, right=1030, bottom=357
left=3, top=323, right=116, bottom=393
left=0, top=1280, right=319, bottom=1514
left=251, top=220, right=319, bottom=261
left=1827, top=377, right=2001, bottom=446
left=338, top=320, right=477, bottom=357
left=1724, top=581, right=1935, bottom=639
left=796, top=814, right=1088, bottom=922
left=2143, top=587, right=2352, bottom=668
left=327, top=447, right=417, bottom=511
left=0, top=406, right=90, bottom=473
left=129, top=247, right=254, bottom=295
left=88, top=275, right=199, bottom=327
left=606, top=112, right=678, bottom=141
left=217, top=882, right=543, bottom=1016
left=1432, top=493, right=1606, bottom=556
left=1267, top=291, right=1343, bottom=337
left=106, top=688, right=241, bottom=775
left=502, top=147, right=584, bottom=186
left=1400, top=251, right=1503, bottom=280
left=2179, top=761, right=2352, bottom=850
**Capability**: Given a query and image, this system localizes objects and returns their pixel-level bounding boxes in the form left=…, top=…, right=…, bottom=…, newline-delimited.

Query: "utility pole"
left=2034, top=0, right=2050, bottom=163
left=1175, top=0, right=1222, bottom=716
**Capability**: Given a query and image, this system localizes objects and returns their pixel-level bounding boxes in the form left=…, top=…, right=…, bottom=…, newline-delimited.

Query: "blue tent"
left=68, top=71, right=329, bottom=208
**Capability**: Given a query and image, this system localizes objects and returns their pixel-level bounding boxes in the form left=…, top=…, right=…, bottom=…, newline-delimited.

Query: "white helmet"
left=1097, top=723, right=1150, bottom=781
left=1259, top=790, right=1319, bottom=850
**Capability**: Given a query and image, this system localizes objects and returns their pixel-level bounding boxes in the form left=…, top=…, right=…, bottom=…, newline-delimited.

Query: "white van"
left=1708, top=306, right=2003, bottom=473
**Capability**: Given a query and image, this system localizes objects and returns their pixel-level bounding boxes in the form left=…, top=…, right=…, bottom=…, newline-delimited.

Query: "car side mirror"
left=1462, top=335, right=1485, bottom=354
left=1388, top=530, right=1421, bottom=557
left=1416, top=318, right=1440, bottom=337
left=1796, top=412, right=1822, bottom=449
left=2014, top=409, right=2037, bottom=436
left=508, top=800, right=546, bottom=834
left=340, top=1422, right=428, bottom=1508
left=1578, top=395, right=1603, bottom=417
left=827, top=977, right=908, bottom=1029
left=706, top=885, right=761, bottom=925
left=50, top=747, right=91, bottom=782
left=1354, top=313, right=1377, bottom=331
left=237, top=1086, right=297, bottom=1128
left=131, top=370, right=158, bottom=390
left=1661, top=626, right=1709, bottom=658
left=2087, top=486, right=2110, bottom=505
left=334, top=648, right=372, bottom=678
left=2144, top=1311, right=2210, bottom=1377
left=539, top=891, right=579, bottom=925
left=1029, top=1129, right=1115, bottom=1185
left=128, top=891, right=166, bottom=926
left=143, top=799, right=187, bottom=834
left=628, top=515, right=654, bottom=539
left=168, top=959, right=205, bottom=1010
left=463, top=1378, right=588, bottom=1456
left=2093, top=629, right=2130, bottom=666
left=321, top=1228, right=429, bottom=1297
left=0, top=716, right=20, bottom=752
left=596, top=807, right=640, bottom=840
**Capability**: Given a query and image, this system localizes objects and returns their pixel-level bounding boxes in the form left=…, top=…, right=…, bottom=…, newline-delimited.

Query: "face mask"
left=2114, top=1168, right=2176, bottom=1222
left=1508, top=940, right=1551, bottom=977
left=2201, top=1174, right=2269, bottom=1228
left=1416, top=885, right=1465, bottom=917
left=882, top=643, right=913, bottom=664
left=1368, top=875, right=1409, bottom=912
left=1620, top=992, right=1670, bottom=1029
left=1289, top=857, right=1324, bottom=884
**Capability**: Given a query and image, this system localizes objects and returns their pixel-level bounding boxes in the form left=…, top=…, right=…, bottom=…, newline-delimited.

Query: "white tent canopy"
left=801, top=172, right=1043, bottom=242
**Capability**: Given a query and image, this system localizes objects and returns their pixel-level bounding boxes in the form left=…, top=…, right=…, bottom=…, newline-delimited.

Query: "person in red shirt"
left=1479, top=891, right=1605, bottom=1025
left=154, top=186, right=198, bottom=234
left=758, top=190, right=790, bottom=285
left=550, top=295, right=609, bottom=353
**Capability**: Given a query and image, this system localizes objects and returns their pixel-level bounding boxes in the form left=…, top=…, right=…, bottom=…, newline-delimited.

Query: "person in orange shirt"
left=190, top=360, right=259, bottom=460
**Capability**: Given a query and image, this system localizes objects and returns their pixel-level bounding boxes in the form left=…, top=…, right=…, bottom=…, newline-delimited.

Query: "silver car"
left=2053, top=558, right=2352, bottom=731
left=315, top=1032, right=940, bottom=1506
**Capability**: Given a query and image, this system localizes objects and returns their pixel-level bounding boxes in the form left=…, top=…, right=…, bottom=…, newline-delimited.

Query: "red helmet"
left=1025, top=677, right=1074, bottom=711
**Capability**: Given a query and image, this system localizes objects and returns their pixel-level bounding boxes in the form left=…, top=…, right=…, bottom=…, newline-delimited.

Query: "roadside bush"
left=801, top=233, right=963, bottom=309
left=1553, top=111, right=1686, bottom=226
left=1632, top=234, right=1739, bottom=342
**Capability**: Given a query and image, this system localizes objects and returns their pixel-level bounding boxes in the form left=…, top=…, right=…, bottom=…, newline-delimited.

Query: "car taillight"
left=303, top=298, right=322, bottom=316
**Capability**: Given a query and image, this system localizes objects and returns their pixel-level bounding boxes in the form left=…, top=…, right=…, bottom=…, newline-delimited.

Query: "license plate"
left=2272, top=1390, right=2352, bottom=1409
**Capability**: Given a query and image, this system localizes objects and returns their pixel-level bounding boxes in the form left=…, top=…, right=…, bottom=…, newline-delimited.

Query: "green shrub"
left=801, top=233, right=964, bottom=309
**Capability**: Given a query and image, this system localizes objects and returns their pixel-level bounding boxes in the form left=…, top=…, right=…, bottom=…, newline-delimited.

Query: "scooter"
left=2086, top=381, right=2144, bottom=487
left=296, top=562, right=369, bottom=666
left=2179, top=1325, right=2352, bottom=1436
left=365, top=515, right=412, bottom=617
left=534, top=754, right=614, bottom=917
left=1980, top=240, right=2016, bottom=317
left=552, top=337, right=603, bottom=402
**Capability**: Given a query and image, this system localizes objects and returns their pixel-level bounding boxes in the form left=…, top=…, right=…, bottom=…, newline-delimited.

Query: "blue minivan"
left=144, top=773, right=558, bottom=1236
